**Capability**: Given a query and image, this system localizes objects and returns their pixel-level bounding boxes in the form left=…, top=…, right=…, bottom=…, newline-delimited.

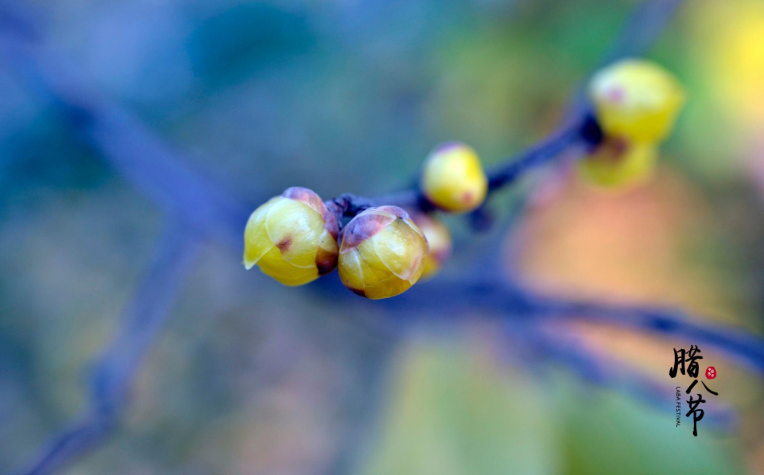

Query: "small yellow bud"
left=243, top=187, right=339, bottom=286
left=421, top=142, right=488, bottom=213
left=577, top=137, right=658, bottom=189
left=590, top=59, right=685, bottom=142
left=338, top=206, right=428, bottom=299
left=409, top=213, right=452, bottom=279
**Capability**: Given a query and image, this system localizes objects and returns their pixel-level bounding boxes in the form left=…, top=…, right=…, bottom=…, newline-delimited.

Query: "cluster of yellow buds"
left=243, top=143, right=489, bottom=299
left=243, top=60, right=686, bottom=298
left=580, top=58, right=685, bottom=189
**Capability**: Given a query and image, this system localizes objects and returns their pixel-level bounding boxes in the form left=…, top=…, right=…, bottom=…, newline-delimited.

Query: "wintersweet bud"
left=590, top=59, right=685, bottom=143
left=410, top=212, right=452, bottom=279
left=243, top=187, right=339, bottom=286
left=577, top=137, right=658, bottom=189
left=338, top=206, right=428, bottom=300
left=421, top=142, right=488, bottom=213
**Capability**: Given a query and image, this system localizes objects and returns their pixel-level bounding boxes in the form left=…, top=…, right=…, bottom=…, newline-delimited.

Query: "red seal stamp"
left=705, top=366, right=717, bottom=380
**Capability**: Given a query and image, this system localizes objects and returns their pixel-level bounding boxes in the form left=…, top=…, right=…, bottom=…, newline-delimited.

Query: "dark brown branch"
left=322, top=0, right=686, bottom=223
left=324, top=114, right=601, bottom=222
left=362, top=279, right=764, bottom=376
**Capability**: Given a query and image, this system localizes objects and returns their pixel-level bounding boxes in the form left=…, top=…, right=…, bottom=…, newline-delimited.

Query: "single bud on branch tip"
left=409, top=212, right=452, bottom=279
left=338, top=206, right=428, bottom=299
left=243, top=187, right=339, bottom=286
left=421, top=142, right=488, bottom=213
left=589, top=58, right=685, bottom=143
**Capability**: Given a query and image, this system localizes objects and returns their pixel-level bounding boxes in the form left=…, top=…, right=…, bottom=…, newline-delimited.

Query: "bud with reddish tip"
left=421, top=142, right=488, bottom=213
left=338, top=206, right=428, bottom=300
left=590, top=59, right=685, bottom=143
left=410, top=212, right=452, bottom=279
left=243, top=187, right=339, bottom=286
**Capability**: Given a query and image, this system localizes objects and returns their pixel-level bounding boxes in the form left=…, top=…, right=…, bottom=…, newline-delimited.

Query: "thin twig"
left=509, top=321, right=737, bottom=429
left=324, top=113, right=599, bottom=221
left=486, top=113, right=600, bottom=190
left=324, top=0, right=686, bottom=222
left=568, top=0, right=686, bottom=115
left=14, top=223, right=199, bottom=475
left=0, top=6, right=251, bottom=249
left=368, top=279, right=764, bottom=376
left=541, top=296, right=764, bottom=375
left=602, top=0, right=686, bottom=63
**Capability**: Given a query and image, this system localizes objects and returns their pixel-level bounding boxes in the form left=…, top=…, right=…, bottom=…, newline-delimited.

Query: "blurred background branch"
left=14, top=222, right=198, bottom=475
left=369, top=279, right=764, bottom=375
left=508, top=319, right=737, bottom=428
left=0, top=0, right=250, bottom=249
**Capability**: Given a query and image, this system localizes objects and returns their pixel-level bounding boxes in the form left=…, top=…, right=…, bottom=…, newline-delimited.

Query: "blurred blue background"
left=1, top=0, right=763, bottom=473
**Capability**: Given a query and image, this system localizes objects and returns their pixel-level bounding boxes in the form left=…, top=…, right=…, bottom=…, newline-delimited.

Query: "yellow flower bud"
left=421, top=142, right=488, bottom=213
left=243, top=187, right=339, bottom=286
left=577, top=137, right=658, bottom=189
left=410, top=212, right=452, bottom=279
left=338, top=206, right=428, bottom=299
left=590, top=59, right=685, bottom=142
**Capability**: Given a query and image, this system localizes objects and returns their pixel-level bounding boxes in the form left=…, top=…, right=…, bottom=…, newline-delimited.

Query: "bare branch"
left=324, top=0, right=689, bottom=221
left=540, top=295, right=764, bottom=376
left=14, top=223, right=199, bottom=475
left=380, top=279, right=764, bottom=376
left=511, top=321, right=737, bottom=429
left=324, top=114, right=599, bottom=220
left=0, top=2, right=250, bottom=249
left=602, top=0, right=686, bottom=63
